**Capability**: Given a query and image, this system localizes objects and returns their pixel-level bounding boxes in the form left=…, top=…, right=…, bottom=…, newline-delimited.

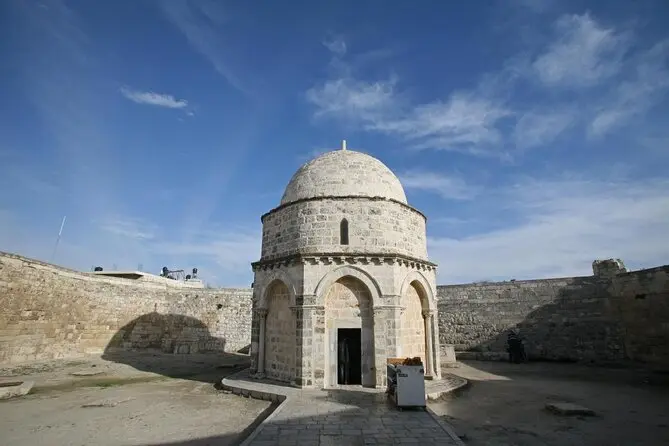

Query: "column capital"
left=255, top=308, right=268, bottom=318
left=422, top=309, right=436, bottom=319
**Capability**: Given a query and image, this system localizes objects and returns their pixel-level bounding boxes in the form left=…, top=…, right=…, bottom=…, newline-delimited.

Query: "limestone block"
left=0, top=380, right=34, bottom=400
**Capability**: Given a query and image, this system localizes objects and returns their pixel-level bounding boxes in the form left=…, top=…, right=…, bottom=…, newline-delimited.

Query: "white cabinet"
left=387, top=363, right=426, bottom=408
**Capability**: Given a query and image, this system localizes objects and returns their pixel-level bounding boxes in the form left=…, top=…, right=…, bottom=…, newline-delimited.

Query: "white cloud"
left=99, top=217, right=157, bottom=240
left=153, top=229, right=260, bottom=279
left=514, top=108, right=576, bottom=149
left=120, top=86, right=188, bottom=109
left=589, top=40, right=669, bottom=137
left=400, top=171, right=478, bottom=200
left=307, top=13, right=667, bottom=153
left=323, top=37, right=347, bottom=56
left=307, top=72, right=510, bottom=154
left=430, top=177, right=669, bottom=283
left=532, top=13, right=630, bottom=87
left=374, top=93, right=511, bottom=149
left=306, top=77, right=397, bottom=123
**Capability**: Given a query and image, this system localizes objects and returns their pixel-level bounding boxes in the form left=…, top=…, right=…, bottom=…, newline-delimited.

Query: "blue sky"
left=1, top=0, right=668, bottom=287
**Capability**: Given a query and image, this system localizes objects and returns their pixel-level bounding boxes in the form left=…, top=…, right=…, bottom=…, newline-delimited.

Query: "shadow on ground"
left=101, top=312, right=250, bottom=384
left=430, top=360, right=669, bottom=446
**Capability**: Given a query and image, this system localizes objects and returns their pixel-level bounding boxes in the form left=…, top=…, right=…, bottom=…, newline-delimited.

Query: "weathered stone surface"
left=437, top=264, right=669, bottom=368
left=81, top=397, right=134, bottom=408
left=260, top=197, right=428, bottom=261
left=280, top=149, right=408, bottom=206
left=545, top=402, right=596, bottom=416
left=70, top=370, right=105, bottom=377
left=0, top=252, right=252, bottom=365
left=0, top=380, right=33, bottom=400
left=251, top=149, right=442, bottom=389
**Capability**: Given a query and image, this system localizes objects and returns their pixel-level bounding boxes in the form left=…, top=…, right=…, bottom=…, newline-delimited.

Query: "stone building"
left=250, top=143, right=441, bottom=389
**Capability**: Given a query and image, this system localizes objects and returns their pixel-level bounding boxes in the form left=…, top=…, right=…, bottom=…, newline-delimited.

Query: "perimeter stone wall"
left=437, top=263, right=669, bottom=369
left=0, top=252, right=252, bottom=364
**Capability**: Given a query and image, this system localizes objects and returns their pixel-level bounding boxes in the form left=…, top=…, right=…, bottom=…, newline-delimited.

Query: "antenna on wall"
left=50, top=216, right=67, bottom=263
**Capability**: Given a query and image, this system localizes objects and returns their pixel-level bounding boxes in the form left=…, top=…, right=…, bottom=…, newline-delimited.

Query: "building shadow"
left=101, top=312, right=249, bottom=384
left=442, top=277, right=632, bottom=366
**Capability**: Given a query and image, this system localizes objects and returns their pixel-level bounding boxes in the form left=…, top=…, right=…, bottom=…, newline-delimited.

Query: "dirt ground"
left=0, top=353, right=271, bottom=446
left=432, top=360, right=669, bottom=446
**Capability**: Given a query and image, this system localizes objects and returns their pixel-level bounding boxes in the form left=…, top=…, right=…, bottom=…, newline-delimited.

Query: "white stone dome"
left=280, top=149, right=408, bottom=205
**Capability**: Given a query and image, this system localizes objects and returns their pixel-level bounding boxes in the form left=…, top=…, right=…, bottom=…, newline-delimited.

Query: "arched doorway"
left=264, top=280, right=295, bottom=383
left=324, top=276, right=376, bottom=387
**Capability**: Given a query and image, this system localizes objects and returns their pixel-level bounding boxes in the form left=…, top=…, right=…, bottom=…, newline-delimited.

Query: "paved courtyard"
left=222, top=371, right=466, bottom=446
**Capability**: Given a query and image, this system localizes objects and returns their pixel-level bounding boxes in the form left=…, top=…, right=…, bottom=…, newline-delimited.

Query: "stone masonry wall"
left=437, top=265, right=669, bottom=368
left=261, top=198, right=427, bottom=261
left=400, top=283, right=425, bottom=362
left=265, top=281, right=295, bottom=382
left=0, top=252, right=252, bottom=364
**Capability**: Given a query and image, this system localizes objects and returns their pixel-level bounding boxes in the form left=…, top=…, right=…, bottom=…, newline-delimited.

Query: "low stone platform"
left=221, top=370, right=467, bottom=446
left=0, top=380, right=34, bottom=400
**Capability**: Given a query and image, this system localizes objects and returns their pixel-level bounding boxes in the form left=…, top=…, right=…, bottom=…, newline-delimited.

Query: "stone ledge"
left=0, top=380, right=34, bottom=400
left=425, top=374, right=469, bottom=400
left=220, top=369, right=292, bottom=446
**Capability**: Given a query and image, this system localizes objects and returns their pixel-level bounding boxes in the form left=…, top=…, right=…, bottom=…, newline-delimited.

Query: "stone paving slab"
left=222, top=370, right=466, bottom=446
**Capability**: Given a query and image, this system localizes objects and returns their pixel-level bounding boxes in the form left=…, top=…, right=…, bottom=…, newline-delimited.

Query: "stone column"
left=422, top=309, right=435, bottom=379
left=255, top=308, right=268, bottom=377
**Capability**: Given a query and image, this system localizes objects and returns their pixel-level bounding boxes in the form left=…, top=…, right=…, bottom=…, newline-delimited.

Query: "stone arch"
left=314, top=265, right=382, bottom=307
left=399, top=270, right=435, bottom=311
left=399, top=271, right=434, bottom=367
left=258, top=272, right=297, bottom=309
left=321, top=275, right=376, bottom=388
left=264, top=280, right=295, bottom=383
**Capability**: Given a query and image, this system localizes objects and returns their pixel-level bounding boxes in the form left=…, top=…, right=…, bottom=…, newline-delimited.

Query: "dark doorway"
left=337, top=328, right=362, bottom=385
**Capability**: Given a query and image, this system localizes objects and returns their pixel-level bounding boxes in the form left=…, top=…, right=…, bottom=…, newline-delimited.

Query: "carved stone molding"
left=252, top=253, right=437, bottom=272
left=254, top=308, right=268, bottom=318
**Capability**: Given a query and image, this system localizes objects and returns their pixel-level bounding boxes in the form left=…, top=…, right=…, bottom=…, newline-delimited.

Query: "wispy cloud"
left=430, top=177, right=669, bottom=283
left=513, top=108, right=576, bottom=149
left=308, top=12, right=667, bottom=155
left=119, top=86, right=188, bottom=109
left=323, top=36, right=347, bottom=57
left=373, top=94, right=512, bottom=150
left=532, top=13, right=630, bottom=87
left=589, top=39, right=669, bottom=137
left=306, top=44, right=511, bottom=155
left=307, top=76, right=398, bottom=123
left=160, top=0, right=250, bottom=95
left=99, top=217, right=157, bottom=240
left=400, top=171, right=478, bottom=200
left=151, top=226, right=260, bottom=284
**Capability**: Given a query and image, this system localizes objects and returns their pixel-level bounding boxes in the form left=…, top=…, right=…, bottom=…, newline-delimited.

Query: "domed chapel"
left=250, top=141, right=441, bottom=388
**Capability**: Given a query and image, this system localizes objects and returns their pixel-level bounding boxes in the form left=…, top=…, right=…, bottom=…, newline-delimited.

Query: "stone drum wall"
left=261, top=197, right=427, bottom=261
left=0, top=252, right=253, bottom=365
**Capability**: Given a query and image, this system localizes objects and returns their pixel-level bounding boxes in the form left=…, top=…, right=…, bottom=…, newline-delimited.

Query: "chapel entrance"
left=337, top=328, right=362, bottom=385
